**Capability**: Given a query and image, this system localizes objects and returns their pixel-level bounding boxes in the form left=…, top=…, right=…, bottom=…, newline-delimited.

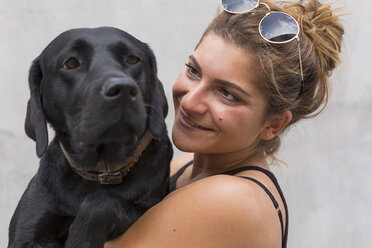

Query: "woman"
left=106, top=0, right=344, bottom=247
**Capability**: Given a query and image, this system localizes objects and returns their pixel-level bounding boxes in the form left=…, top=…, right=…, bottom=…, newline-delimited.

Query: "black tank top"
left=169, top=161, right=289, bottom=248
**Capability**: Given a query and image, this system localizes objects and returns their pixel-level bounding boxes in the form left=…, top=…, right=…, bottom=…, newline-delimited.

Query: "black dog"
left=8, top=27, right=173, bottom=248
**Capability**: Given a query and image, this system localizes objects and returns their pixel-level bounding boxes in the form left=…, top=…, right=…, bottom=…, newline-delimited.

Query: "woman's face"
left=172, top=33, right=269, bottom=154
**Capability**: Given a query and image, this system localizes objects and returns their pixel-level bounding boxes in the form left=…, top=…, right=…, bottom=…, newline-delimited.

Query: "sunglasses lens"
left=221, top=0, right=259, bottom=13
left=259, top=12, right=299, bottom=42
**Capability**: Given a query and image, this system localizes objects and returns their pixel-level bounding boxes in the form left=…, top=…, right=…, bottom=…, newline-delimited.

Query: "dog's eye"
left=63, top=57, right=80, bottom=70
left=127, top=55, right=140, bottom=65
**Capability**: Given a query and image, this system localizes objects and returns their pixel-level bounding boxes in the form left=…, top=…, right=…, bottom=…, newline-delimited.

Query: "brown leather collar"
left=60, top=130, right=154, bottom=185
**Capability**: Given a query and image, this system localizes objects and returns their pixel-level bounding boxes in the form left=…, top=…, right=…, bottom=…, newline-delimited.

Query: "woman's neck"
left=190, top=149, right=268, bottom=180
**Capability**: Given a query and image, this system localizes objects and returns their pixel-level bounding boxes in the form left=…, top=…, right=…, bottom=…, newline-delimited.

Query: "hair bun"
left=286, top=0, right=345, bottom=75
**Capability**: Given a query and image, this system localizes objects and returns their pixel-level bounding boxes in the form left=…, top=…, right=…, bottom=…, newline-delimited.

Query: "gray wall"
left=1, top=0, right=371, bottom=247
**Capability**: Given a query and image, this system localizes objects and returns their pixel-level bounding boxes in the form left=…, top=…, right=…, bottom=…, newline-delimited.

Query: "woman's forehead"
left=193, top=33, right=263, bottom=90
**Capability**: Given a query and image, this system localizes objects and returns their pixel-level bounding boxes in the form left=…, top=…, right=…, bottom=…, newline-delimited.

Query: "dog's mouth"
left=66, top=139, right=137, bottom=173
left=80, top=131, right=138, bottom=154
left=61, top=129, right=154, bottom=174
left=60, top=129, right=154, bottom=184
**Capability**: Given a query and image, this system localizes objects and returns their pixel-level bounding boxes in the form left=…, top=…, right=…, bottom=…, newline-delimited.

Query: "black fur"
left=8, top=27, right=173, bottom=248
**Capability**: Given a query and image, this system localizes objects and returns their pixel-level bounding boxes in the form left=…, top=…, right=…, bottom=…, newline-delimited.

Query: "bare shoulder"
left=170, top=153, right=193, bottom=176
left=106, top=175, right=282, bottom=248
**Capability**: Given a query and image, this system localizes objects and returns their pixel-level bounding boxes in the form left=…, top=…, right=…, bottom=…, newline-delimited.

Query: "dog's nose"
left=101, top=78, right=138, bottom=101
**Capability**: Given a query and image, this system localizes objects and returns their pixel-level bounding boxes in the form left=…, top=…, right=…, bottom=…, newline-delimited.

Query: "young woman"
left=106, top=0, right=344, bottom=247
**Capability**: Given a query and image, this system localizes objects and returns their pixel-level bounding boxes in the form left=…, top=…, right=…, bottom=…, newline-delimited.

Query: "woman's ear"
left=259, top=110, right=292, bottom=141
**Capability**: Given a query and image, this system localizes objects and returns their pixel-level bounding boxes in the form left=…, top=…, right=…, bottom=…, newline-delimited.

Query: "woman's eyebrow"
left=189, top=55, right=202, bottom=72
left=215, top=79, right=252, bottom=97
left=189, top=54, right=251, bottom=97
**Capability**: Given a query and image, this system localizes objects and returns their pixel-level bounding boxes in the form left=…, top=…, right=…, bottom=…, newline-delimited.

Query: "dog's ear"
left=144, top=44, right=168, bottom=139
left=25, top=58, right=48, bottom=157
left=149, top=79, right=168, bottom=139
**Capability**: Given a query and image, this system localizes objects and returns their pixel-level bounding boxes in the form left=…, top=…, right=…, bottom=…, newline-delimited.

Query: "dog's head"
left=25, top=27, right=168, bottom=170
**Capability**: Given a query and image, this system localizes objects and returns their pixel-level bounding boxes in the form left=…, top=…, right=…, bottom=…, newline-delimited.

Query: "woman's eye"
left=62, top=57, right=80, bottom=70
left=218, top=88, right=240, bottom=102
left=185, top=63, right=200, bottom=78
left=127, top=55, right=140, bottom=65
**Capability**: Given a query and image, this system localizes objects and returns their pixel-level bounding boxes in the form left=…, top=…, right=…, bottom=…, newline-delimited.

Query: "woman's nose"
left=172, top=68, right=209, bottom=114
left=178, top=83, right=208, bottom=115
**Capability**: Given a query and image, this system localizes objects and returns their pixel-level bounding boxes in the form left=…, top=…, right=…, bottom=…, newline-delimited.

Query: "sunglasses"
left=221, top=0, right=304, bottom=97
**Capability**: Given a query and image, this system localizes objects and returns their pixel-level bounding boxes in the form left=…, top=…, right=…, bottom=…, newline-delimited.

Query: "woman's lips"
left=179, top=111, right=213, bottom=131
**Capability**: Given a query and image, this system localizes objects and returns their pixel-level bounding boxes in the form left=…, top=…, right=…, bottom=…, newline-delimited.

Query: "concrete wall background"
left=0, top=0, right=370, bottom=247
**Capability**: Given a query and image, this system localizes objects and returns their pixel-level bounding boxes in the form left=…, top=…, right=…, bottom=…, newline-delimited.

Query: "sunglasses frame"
left=221, top=0, right=304, bottom=97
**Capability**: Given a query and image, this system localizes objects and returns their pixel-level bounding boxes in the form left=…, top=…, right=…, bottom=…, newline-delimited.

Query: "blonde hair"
left=198, top=0, right=345, bottom=158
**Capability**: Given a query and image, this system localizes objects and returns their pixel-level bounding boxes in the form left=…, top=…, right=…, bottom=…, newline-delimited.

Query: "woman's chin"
left=171, top=131, right=192, bottom=153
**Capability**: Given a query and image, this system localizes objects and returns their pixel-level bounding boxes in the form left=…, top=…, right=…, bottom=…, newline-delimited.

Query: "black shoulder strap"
left=219, top=166, right=288, bottom=248
left=240, top=176, right=285, bottom=247
left=169, top=160, right=193, bottom=192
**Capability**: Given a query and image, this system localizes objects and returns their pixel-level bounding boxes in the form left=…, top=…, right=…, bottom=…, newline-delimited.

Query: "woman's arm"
left=105, top=174, right=282, bottom=248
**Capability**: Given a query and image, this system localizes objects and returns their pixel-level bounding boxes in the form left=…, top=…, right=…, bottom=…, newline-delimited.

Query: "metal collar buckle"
left=98, top=172, right=124, bottom=185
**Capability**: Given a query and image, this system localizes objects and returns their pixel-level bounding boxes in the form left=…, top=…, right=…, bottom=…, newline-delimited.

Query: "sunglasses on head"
left=221, top=0, right=304, bottom=97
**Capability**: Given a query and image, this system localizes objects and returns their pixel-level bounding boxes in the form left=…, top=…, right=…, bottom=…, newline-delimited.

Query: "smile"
left=179, top=111, right=213, bottom=131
